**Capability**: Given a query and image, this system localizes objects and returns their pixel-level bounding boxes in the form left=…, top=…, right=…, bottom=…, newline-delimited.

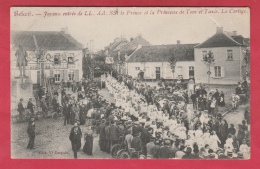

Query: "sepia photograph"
left=10, top=7, right=250, bottom=159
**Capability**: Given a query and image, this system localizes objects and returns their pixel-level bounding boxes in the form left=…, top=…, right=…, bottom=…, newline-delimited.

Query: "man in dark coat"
left=99, top=120, right=106, bottom=151
left=141, top=127, right=152, bottom=156
left=219, top=120, right=228, bottom=147
left=237, top=125, right=245, bottom=146
left=69, top=122, right=82, bottom=159
left=228, top=124, right=236, bottom=135
left=105, top=121, right=111, bottom=153
left=27, top=98, right=34, bottom=114
left=27, top=116, right=36, bottom=149
left=38, top=86, right=45, bottom=100
left=131, top=132, right=142, bottom=152
left=159, top=139, right=175, bottom=158
left=17, top=98, right=25, bottom=120
left=63, top=102, right=70, bottom=125
left=109, top=122, right=120, bottom=146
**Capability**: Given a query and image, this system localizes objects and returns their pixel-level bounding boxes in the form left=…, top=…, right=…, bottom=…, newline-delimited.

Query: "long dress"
left=209, top=135, right=221, bottom=152
left=83, top=130, right=94, bottom=155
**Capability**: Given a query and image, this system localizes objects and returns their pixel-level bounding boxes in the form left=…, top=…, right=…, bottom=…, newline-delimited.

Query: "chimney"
left=61, top=27, right=69, bottom=34
left=216, top=27, right=223, bottom=34
left=177, top=40, right=181, bottom=44
left=232, top=31, right=237, bottom=36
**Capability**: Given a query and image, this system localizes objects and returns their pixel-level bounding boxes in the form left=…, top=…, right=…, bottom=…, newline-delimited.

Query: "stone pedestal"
left=11, top=77, right=34, bottom=114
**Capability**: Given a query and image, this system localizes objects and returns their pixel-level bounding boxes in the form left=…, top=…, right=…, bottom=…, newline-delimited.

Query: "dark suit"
left=69, top=126, right=82, bottom=158
left=63, top=105, right=70, bottom=125
left=99, top=123, right=106, bottom=151
left=109, top=125, right=120, bottom=145
left=105, top=125, right=111, bottom=153
left=131, top=136, right=142, bottom=152
left=18, top=102, right=25, bottom=115
left=27, top=101, right=34, bottom=114
left=141, top=129, right=151, bottom=156
left=27, top=122, right=35, bottom=149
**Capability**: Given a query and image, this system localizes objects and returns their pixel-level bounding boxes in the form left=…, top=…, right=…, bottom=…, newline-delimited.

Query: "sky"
left=11, top=7, right=250, bottom=52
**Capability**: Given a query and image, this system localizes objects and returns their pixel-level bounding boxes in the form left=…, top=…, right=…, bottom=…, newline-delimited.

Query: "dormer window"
left=227, top=50, right=233, bottom=60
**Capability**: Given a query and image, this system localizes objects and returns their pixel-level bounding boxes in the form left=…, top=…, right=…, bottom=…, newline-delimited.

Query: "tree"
left=202, top=50, right=215, bottom=90
left=244, top=48, right=250, bottom=79
left=168, top=48, right=178, bottom=74
left=82, top=49, right=92, bottom=79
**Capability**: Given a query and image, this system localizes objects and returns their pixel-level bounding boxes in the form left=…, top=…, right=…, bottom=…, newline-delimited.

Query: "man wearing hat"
left=17, top=98, right=25, bottom=121
left=69, top=122, right=82, bottom=159
left=131, top=132, right=142, bottom=153
left=146, top=137, right=156, bottom=159
left=141, top=127, right=153, bottom=156
left=27, top=98, right=35, bottom=114
left=99, top=119, right=107, bottom=152
left=40, top=95, right=48, bottom=116
left=27, top=116, right=35, bottom=149
left=160, top=138, right=174, bottom=158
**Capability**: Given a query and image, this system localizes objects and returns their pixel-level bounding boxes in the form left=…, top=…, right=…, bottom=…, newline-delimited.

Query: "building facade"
left=194, top=27, right=248, bottom=85
left=125, top=27, right=249, bottom=84
left=11, top=29, right=83, bottom=84
left=125, top=43, right=196, bottom=80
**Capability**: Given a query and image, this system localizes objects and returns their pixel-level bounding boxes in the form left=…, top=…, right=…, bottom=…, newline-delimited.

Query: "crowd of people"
left=18, top=72, right=250, bottom=159
left=95, top=74, right=250, bottom=159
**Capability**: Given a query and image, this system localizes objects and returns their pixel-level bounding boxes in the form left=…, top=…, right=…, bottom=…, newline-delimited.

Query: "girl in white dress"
left=224, top=134, right=234, bottom=152
left=209, top=131, right=221, bottom=152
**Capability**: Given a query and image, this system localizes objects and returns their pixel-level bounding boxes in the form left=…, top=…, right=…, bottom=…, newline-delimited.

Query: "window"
left=227, top=50, right=233, bottom=60
left=135, top=67, right=140, bottom=71
left=214, top=66, right=221, bottom=77
left=54, top=70, right=61, bottom=82
left=202, top=51, right=207, bottom=60
left=68, top=70, right=74, bottom=81
left=68, top=57, right=74, bottom=64
left=189, top=66, right=194, bottom=70
left=54, top=54, right=61, bottom=65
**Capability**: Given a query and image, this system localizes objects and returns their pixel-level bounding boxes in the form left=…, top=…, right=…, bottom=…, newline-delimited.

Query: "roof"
left=195, top=32, right=244, bottom=48
left=11, top=31, right=83, bottom=51
left=120, top=35, right=151, bottom=52
left=126, top=44, right=197, bottom=62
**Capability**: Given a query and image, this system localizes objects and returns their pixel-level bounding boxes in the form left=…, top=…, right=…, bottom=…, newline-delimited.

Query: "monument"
left=11, top=45, right=34, bottom=108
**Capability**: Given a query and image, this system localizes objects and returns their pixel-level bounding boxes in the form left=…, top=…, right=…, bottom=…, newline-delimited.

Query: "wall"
left=126, top=61, right=194, bottom=80
left=11, top=50, right=83, bottom=84
left=194, top=46, right=244, bottom=84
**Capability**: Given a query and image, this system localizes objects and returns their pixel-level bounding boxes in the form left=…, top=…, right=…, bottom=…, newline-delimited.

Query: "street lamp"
left=202, top=50, right=215, bottom=91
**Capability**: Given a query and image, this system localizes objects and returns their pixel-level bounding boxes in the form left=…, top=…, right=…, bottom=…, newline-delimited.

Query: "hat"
left=237, top=152, right=244, bottom=159
left=164, top=138, right=173, bottom=145
left=227, top=151, right=233, bottom=157
left=133, top=121, right=140, bottom=125
left=208, top=153, right=216, bottom=159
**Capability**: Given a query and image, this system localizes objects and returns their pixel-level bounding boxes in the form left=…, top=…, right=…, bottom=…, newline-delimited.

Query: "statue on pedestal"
left=15, top=44, right=28, bottom=77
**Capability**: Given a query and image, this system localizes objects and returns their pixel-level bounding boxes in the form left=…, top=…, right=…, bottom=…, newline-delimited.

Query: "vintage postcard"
left=10, top=7, right=250, bottom=159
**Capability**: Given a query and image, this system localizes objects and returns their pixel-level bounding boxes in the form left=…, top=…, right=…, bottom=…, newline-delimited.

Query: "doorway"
left=189, top=66, right=194, bottom=79
left=156, top=67, right=161, bottom=80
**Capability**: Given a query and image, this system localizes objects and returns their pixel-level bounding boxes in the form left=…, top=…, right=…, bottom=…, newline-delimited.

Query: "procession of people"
left=18, top=71, right=250, bottom=159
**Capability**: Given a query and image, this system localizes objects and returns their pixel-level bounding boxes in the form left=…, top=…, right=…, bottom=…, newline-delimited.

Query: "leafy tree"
left=202, top=50, right=215, bottom=90
left=244, top=48, right=250, bottom=78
